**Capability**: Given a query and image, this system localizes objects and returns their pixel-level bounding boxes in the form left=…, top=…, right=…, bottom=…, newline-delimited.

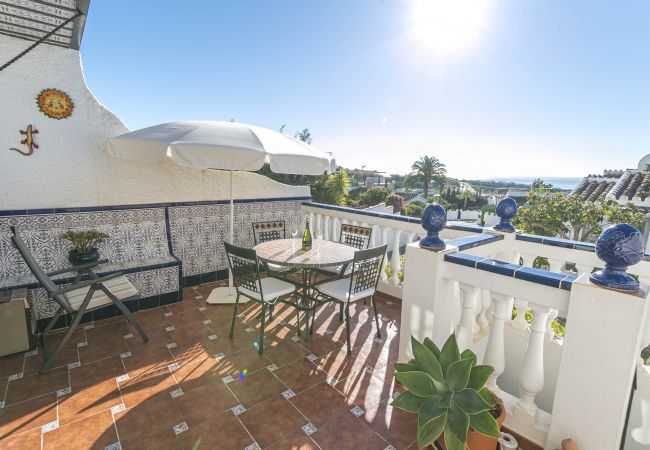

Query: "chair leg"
left=296, top=309, right=302, bottom=337
left=344, top=304, right=352, bottom=356
left=229, top=294, right=241, bottom=338
left=258, top=302, right=266, bottom=355
left=371, top=295, right=381, bottom=338
left=40, top=292, right=93, bottom=374
left=40, top=308, right=64, bottom=360
left=338, top=303, right=344, bottom=322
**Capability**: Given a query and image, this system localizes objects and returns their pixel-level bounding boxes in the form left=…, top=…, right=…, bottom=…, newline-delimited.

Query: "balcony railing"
left=301, top=200, right=650, bottom=450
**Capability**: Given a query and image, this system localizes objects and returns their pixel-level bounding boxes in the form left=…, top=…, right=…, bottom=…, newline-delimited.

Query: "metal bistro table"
left=253, top=238, right=356, bottom=338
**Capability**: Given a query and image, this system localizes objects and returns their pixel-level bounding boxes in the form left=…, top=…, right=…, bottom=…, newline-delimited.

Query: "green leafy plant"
left=61, top=230, right=109, bottom=254
left=391, top=334, right=500, bottom=449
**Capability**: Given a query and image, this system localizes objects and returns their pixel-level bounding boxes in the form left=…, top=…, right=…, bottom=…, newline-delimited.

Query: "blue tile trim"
left=447, top=234, right=503, bottom=251
left=302, top=201, right=485, bottom=233
left=443, top=253, right=484, bottom=268
left=516, top=233, right=599, bottom=254
left=444, top=252, right=575, bottom=291
left=0, top=196, right=312, bottom=217
left=515, top=234, right=544, bottom=244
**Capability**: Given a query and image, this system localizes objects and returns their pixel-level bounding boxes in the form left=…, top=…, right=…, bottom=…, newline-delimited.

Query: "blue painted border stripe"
left=0, top=196, right=312, bottom=217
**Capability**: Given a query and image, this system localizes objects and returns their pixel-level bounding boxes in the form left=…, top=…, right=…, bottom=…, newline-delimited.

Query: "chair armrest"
left=52, top=272, right=124, bottom=296
left=47, top=259, right=109, bottom=276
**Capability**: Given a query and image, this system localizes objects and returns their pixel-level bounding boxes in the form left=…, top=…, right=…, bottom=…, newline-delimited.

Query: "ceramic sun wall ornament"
left=36, top=88, right=74, bottom=119
left=9, top=125, right=39, bottom=156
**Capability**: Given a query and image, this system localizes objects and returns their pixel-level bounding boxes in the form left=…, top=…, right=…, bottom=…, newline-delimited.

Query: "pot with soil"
left=391, top=334, right=505, bottom=450
left=61, top=230, right=108, bottom=266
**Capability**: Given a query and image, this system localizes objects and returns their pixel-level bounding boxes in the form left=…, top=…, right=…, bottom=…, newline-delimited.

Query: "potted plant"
left=391, top=334, right=505, bottom=450
left=61, top=230, right=109, bottom=265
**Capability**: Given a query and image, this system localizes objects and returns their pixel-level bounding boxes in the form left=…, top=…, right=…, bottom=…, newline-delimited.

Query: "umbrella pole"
left=207, top=169, right=245, bottom=305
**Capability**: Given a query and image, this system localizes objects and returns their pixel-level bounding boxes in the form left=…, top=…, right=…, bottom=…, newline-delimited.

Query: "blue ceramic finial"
left=590, top=223, right=644, bottom=292
left=493, top=197, right=517, bottom=232
left=420, top=204, right=447, bottom=251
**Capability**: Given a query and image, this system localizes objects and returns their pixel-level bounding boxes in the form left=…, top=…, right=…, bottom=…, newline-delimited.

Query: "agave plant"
left=390, top=334, right=500, bottom=449
left=61, top=230, right=109, bottom=254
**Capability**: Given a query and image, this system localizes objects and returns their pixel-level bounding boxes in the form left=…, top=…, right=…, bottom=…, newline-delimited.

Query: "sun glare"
left=409, top=0, right=491, bottom=57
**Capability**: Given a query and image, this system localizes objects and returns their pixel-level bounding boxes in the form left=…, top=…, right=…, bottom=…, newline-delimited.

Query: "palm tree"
left=385, top=194, right=405, bottom=215
left=325, top=169, right=351, bottom=205
left=411, top=156, right=446, bottom=197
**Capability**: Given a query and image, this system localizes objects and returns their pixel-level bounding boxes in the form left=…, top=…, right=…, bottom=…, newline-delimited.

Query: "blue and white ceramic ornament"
left=590, top=223, right=644, bottom=292
left=420, top=204, right=447, bottom=251
left=493, top=197, right=517, bottom=232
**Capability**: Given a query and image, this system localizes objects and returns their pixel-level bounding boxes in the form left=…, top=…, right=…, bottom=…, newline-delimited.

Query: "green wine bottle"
left=302, top=219, right=312, bottom=250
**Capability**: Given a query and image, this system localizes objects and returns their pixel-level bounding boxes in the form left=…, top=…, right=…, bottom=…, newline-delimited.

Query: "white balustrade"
left=483, top=292, right=512, bottom=392
left=457, top=283, right=479, bottom=352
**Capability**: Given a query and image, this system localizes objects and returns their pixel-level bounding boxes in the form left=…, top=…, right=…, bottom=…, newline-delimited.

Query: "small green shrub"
left=61, top=230, right=109, bottom=254
left=391, top=334, right=500, bottom=449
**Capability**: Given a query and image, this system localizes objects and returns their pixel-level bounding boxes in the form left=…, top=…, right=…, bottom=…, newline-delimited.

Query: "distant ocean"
left=485, top=177, right=583, bottom=191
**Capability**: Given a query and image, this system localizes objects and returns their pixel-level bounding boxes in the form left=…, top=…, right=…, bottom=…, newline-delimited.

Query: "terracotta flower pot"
left=436, top=399, right=506, bottom=450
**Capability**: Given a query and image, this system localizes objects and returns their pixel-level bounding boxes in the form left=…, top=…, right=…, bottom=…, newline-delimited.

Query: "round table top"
left=254, top=238, right=356, bottom=268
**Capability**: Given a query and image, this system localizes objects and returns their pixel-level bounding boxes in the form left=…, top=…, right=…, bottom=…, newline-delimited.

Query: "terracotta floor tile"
left=0, top=393, right=57, bottom=439
left=273, top=359, right=328, bottom=394
left=239, top=395, right=307, bottom=448
left=263, top=340, right=311, bottom=368
left=119, top=368, right=178, bottom=408
left=336, top=368, right=394, bottom=410
left=114, top=395, right=184, bottom=444
left=78, top=335, right=128, bottom=365
left=43, top=410, right=118, bottom=450
left=172, top=355, right=220, bottom=392
left=176, top=410, right=254, bottom=450
left=58, top=379, right=122, bottom=425
left=211, top=348, right=272, bottom=379
left=226, top=368, right=287, bottom=409
left=363, top=400, right=417, bottom=450
left=85, top=321, right=130, bottom=344
left=23, top=343, right=80, bottom=375
left=313, top=414, right=389, bottom=450
left=5, top=366, right=68, bottom=405
left=122, top=345, right=175, bottom=378
left=0, top=353, right=25, bottom=379
left=69, top=355, right=125, bottom=389
left=289, top=382, right=353, bottom=428
left=266, top=429, right=319, bottom=450
left=0, top=427, right=42, bottom=449
left=173, top=382, right=238, bottom=425
left=314, top=347, right=365, bottom=382
left=120, top=423, right=181, bottom=450
left=300, top=334, right=344, bottom=357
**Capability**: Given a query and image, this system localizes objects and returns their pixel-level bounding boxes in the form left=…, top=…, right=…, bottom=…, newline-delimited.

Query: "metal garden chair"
left=225, top=242, right=297, bottom=355
left=314, top=244, right=387, bottom=355
left=320, top=224, right=373, bottom=278
left=9, top=226, right=148, bottom=374
left=252, top=220, right=292, bottom=277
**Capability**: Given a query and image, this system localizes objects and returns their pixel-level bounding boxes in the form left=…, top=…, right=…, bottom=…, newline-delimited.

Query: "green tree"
left=385, top=194, right=405, bottom=215
left=294, top=128, right=313, bottom=144
left=411, top=156, right=447, bottom=197
left=355, top=188, right=392, bottom=208
left=323, top=169, right=351, bottom=205
left=403, top=200, right=427, bottom=218
left=513, top=184, right=645, bottom=241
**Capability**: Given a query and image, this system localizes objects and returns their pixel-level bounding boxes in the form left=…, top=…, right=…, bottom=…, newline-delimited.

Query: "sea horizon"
left=481, top=176, right=583, bottom=190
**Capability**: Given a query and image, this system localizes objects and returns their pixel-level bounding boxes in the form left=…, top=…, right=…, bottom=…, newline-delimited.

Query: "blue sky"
left=81, top=0, right=650, bottom=179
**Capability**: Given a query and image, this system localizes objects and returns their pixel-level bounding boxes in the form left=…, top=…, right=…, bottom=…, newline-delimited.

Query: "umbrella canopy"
left=107, top=121, right=334, bottom=175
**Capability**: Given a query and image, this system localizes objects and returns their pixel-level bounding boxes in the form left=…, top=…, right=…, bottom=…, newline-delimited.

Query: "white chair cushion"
left=65, top=275, right=138, bottom=311
left=316, top=278, right=375, bottom=303
left=240, top=277, right=295, bottom=302
left=321, top=264, right=352, bottom=276
left=267, top=262, right=292, bottom=273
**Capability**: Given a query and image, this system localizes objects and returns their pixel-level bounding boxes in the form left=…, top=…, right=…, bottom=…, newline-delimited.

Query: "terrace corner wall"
left=0, top=35, right=308, bottom=211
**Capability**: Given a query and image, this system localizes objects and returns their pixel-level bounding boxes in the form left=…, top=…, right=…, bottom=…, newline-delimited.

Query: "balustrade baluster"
left=477, top=289, right=491, bottom=330
left=521, top=254, right=535, bottom=267
left=391, top=229, right=402, bottom=286
left=575, top=263, right=592, bottom=277
left=331, top=217, right=339, bottom=241
left=515, top=304, right=552, bottom=421
left=457, top=283, right=479, bottom=352
left=548, top=258, right=563, bottom=273
left=545, top=308, right=558, bottom=340
left=308, top=212, right=314, bottom=233
left=483, top=292, right=512, bottom=391
left=512, top=299, right=529, bottom=331
left=323, top=215, right=330, bottom=240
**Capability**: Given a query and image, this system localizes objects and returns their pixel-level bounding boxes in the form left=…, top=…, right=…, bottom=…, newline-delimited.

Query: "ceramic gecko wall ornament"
left=10, top=125, right=39, bottom=156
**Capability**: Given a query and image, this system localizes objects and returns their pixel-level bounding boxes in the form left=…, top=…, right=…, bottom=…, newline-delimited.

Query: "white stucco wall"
left=0, top=36, right=308, bottom=211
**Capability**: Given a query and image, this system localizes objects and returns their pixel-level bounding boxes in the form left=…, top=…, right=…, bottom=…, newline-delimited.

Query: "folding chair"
left=10, top=226, right=148, bottom=374
left=225, top=242, right=297, bottom=355
left=315, top=244, right=387, bottom=355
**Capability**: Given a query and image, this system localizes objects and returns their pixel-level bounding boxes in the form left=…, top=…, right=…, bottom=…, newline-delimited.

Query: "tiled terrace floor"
left=0, top=280, right=413, bottom=449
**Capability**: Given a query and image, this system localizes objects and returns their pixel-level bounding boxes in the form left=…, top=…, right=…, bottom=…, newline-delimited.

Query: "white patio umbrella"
left=107, top=121, right=334, bottom=304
